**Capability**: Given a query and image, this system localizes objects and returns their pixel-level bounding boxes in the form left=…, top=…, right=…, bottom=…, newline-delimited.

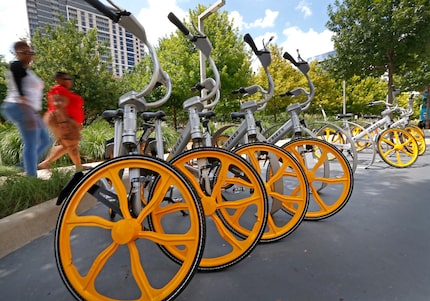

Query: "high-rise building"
left=26, top=0, right=144, bottom=77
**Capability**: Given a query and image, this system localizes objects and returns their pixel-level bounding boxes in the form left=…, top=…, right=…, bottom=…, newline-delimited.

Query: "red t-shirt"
left=46, top=85, right=84, bottom=124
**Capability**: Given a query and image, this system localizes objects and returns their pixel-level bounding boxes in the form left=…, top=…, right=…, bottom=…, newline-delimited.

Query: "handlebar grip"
left=232, top=88, right=246, bottom=94
left=283, top=52, right=298, bottom=66
left=191, top=83, right=204, bottom=92
left=84, top=0, right=121, bottom=22
left=168, top=12, right=190, bottom=36
left=244, top=33, right=260, bottom=55
left=280, top=91, right=294, bottom=97
left=232, top=86, right=259, bottom=95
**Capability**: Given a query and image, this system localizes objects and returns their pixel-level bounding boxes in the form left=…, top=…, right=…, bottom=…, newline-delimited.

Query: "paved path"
left=1, top=141, right=430, bottom=300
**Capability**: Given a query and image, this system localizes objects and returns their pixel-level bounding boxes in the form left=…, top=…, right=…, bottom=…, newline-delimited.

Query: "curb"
left=0, top=163, right=100, bottom=259
left=0, top=198, right=59, bottom=259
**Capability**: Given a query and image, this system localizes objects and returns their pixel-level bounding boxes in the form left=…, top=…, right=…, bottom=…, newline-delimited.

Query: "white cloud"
left=135, top=0, right=187, bottom=45
left=280, top=26, right=334, bottom=60
left=229, top=9, right=278, bottom=30
left=247, top=9, right=278, bottom=29
left=296, top=0, right=312, bottom=18
left=229, top=11, right=244, bottom=31
left=0, top=1, right=29, bottom=61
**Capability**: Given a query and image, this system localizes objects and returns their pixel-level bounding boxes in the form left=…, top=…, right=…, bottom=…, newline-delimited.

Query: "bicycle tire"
left=169, top=147, right=269, bottom=271
left=233, top=142, right=310, bottom=243
left=377, top=128, right=419, bottom=168
left=405, top=126, right=426, bottom=156
left=55, top=155, right=205, bottom=301
left=282, top=137, right=354, bottom=221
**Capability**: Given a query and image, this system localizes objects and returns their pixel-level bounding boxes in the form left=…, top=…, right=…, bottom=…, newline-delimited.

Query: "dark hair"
left=54, top=71, right=70, bottom=80
left=14, top=41, right=30, bottom=52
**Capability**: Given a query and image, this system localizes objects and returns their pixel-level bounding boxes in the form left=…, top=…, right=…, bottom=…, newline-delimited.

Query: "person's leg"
left=21, top=128, right=38, bottom=176
left=1, top=103, right=38, bottom=176
left=38, top=144, right=67, bottom=169
left=62, top=140, right=83, bottom=170
left=36, top=118, right=52, bottom=162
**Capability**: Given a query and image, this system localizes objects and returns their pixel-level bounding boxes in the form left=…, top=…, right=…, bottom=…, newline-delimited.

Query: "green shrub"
left=0, top=123, right=22, bottom=166
left=80, top=119, right=114, bottom=162
left=0, top=118, right=182, bottom=218
left=0, top=169, right=74, bottom=218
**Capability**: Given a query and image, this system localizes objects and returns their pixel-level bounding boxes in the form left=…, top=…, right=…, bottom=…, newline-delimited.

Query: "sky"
left=0, top=0, right=335, bottom=62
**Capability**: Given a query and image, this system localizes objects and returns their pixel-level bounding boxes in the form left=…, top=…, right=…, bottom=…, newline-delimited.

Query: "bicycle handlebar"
left=168, top=12, right=221, bottom=110
left=233, top=33, right=274, bottom=111
left=84, top=0, right=124, bottom=22
left=83, top=0, right=172, bottom=110
left=280, top=51, right=314, bottom=112
left=368, top=93, right=414, bottom=117
left=232, top=85, right=261, bottom=96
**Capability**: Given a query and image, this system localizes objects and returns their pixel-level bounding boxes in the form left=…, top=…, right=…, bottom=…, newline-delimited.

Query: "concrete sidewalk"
left=0, top=162, right=100, bottom=258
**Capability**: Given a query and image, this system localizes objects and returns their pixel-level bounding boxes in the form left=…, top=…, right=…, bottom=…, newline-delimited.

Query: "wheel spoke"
left=65, top=215, right=114, bottom=229
left=128, top=242, right=154, bottom=300
left=139, top=230, right=198, bottom=247
left=82, top=242, right=118, bottom=291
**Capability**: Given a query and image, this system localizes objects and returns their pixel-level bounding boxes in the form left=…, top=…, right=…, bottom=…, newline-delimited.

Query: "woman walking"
left=1, top=41, right=51, bottom=177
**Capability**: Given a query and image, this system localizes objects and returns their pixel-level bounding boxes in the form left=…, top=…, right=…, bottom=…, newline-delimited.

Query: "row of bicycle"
left=52, top=1, right=419, bottom=300
left=308, top=89, right=427, bottom=170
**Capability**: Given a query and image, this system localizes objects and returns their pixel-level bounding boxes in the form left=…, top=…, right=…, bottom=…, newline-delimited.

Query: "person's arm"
left=10, top=61, right=27, bottom=97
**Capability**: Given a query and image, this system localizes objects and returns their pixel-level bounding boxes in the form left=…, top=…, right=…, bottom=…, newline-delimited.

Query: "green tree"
left=253, top=45, right=342, bottom=121
left=0, top=55, right=8, bottom=112
left=308, top=61, right=340, bottom=116
left=341, top=75, right=387, bottom=115
left=253, top=44, right=304, bottom=122
left=326, top=0, right=430, bottom=102
left=30, top=17, right=120, bottom=122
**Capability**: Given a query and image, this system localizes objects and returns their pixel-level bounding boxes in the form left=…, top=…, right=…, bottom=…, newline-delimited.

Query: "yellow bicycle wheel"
left=405, top=125, right=426, bottom=156
left=351, top=125, right=374, bottom=151
left=234, top=142, right=310, bottom=243
left=282, top=137, right=354, bottom=220
left=312, top=122, right=358, bottom=173
left=55, top=156, right=205, bottom=301
left=170, top=147, right=268, bottom=271
left=377, top=128, right=419, bottom=167
left=315, top=126, right=346, bottom=148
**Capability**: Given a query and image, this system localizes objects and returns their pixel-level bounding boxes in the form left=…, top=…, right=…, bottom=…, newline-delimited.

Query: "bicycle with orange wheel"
left=54, top=2, right=206, bottom=300
left=212, top=48, right=354, bottom=222
left=101, top=12, right=270, bottom=273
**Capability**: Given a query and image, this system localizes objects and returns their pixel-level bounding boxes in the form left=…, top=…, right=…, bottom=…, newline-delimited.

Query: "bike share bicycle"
left=314, top=87, right=422, bottom=168
left=197, top=34, right=311, bottom=243
left=54, top=1, right=206, bottom=300
left=213, top=50, right=354, bottom=221
left=99, top=11, right=269, bottom=272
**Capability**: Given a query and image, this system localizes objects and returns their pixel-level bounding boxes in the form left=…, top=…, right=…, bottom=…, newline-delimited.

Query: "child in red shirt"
left=39, top=72, right=85, bottom=171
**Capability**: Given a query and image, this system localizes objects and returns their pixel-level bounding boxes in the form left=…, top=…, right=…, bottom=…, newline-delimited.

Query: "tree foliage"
left=253, top=45, right=304, bottom=122
left=0, top=56, right=8, bottom=110
left=254, top=45, right=344, bottom=119
left=326, top=0, right=430, bottom=102
left=30, top=17, right=121, bottom=122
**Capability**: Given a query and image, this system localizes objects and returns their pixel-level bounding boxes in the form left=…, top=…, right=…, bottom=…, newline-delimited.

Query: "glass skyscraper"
left=26, top=0, right=144, bottom=76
